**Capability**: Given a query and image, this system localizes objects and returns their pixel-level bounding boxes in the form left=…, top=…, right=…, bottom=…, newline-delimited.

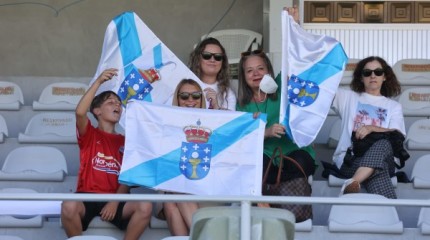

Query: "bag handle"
left=263, top=147, right=308, bottom=187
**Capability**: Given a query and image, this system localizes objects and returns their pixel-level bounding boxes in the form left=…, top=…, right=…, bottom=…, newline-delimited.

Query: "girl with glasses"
left=188, top=37, right=236, bottom=110
left=333, top=56, right=405, bottom=199
left=157, top=79, right=204, bottom=236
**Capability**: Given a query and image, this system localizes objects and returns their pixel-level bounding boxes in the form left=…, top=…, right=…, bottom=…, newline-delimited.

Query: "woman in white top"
left=188, top=37, right=236, bottom=110
left=332, top=56, right=405, bottom=199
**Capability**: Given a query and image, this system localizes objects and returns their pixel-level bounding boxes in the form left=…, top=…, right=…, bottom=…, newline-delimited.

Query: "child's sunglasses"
left=362, top=68, right=384, bottom=77
left=201, top=52, right=224, bottom=61
left=178, top=92, right=203, bottom=100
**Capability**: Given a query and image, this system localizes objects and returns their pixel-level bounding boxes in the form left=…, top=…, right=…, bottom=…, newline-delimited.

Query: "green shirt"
left=236, top=74, right=315, bottom=166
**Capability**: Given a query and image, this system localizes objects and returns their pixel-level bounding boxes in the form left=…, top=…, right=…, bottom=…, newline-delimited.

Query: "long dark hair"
left=188, top=37, right=230, bottom=106
left=350, top=56, right=401, bottom=97
left=237, top=51, right=276, bottom=107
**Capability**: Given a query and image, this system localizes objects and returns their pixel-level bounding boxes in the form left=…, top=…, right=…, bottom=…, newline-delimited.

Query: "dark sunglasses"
left=178, top=91, right=203, bottom=100
left=201, top=52, right=224, bottom=61
left=241, top=49, right=264, bottom=57
left=362, top=68, right=384, bottom=77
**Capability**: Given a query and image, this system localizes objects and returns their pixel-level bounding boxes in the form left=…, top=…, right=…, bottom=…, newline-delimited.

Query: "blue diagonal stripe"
left=119, top=113, right=267, bottom=187
left=114, top=12, right=142, bottom=75
left=153, top=43, right=163, bottom=69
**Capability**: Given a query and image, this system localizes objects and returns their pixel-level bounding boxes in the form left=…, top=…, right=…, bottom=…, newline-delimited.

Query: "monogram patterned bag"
left=262, top=147, right=313, bottom=223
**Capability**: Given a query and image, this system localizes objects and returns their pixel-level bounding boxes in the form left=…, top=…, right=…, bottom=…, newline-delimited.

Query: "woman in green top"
left=236, top=50, right=316, bottom=196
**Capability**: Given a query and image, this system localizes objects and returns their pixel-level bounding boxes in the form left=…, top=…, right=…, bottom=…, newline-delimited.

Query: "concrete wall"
left=0, top=0, right=263, bottom=77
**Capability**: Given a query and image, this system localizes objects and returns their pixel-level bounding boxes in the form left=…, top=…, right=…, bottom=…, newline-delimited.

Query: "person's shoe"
left=340, top=179, right=360, bottom=196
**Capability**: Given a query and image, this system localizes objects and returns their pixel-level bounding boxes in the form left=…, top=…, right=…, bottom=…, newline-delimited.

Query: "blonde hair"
left=172, top=79, right=206, bottom=108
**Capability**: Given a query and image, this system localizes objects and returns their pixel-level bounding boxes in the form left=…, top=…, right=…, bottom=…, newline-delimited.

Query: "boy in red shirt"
left=61, top=68, right=152, bottom=240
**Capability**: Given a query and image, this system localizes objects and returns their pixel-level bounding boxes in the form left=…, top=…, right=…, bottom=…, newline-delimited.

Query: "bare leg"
left=61, top=201, right=85, bottom=237
left=122, top=201, right=152, bottom=240
left=176, top=202, right=199, bottom=228
left=164, top=202, right=189, bottom=236
left=352, top=166, right=374, bottom=183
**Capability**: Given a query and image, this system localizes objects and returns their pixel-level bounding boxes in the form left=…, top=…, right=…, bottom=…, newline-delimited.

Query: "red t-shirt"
left=76, top=120, right=125, bottom=193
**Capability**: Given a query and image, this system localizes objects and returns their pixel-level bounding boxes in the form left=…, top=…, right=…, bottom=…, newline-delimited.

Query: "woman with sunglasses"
left=158, top=79, right=204, bottom=236
left=236, top=49, right=316, bottom=222
left=333, top=56, right=404, bottom=199
left=189, top=37, right=236, bottom=110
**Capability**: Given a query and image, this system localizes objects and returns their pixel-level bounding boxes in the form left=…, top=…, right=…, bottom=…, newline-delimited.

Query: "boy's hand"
left=99, top=201, right=119, bottom=221
left=97, top=68, right=118, bottom=84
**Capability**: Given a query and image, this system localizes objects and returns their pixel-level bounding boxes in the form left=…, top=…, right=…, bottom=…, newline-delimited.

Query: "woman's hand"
left=265, top=123, right=286, bottom=138
left=355, top=125, right=373, bottom=139
left=204, top=87, right=219, bottom=109
left=284, top=5, right=299, bottom=23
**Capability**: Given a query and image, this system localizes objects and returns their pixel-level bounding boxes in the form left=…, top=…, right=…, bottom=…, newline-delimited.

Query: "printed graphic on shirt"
left=92, top=152, right=121, bottom=175
left=353, top=102, right=387, bottom=131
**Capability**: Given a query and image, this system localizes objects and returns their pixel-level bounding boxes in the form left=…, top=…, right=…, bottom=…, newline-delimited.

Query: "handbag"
left=262, top=147, right=312, bottom=223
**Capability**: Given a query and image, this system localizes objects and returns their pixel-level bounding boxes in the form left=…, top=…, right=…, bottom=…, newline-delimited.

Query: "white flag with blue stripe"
left=91, top=11, right=200, bottom=106
left=280, top=11, right=348, bottom=147
left=119, top=101, right=266, bottom=195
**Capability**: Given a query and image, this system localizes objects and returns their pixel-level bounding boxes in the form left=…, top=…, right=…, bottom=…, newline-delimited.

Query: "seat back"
left=398, top=87, right=430, bottom=117
left=411, top=154, right=430, bottom=188
left=18, top=112, right=76, bottom=143
left=340, top=58, right=360, bottom=85
left=67, top=236, right=118, bottom=240
left=327, top=118, right=342, bottom=148
left=393, top=59, right=430, bottom=86
left=33, top=82, right=88, bottom=110
left=203, top=29, right=262, bottom=64
left=0, top=114, right=8, bottom=143
left=190, top=206, right=295, bottom=240
left=418, top=206, right=430, bottom=234
left=328, top=193, right=403, bottom=234
left=406, top=119, right=430, bottom=150
left=0, top=146, right=67, bottom=181
left=0, top=81, right=24, bottom=110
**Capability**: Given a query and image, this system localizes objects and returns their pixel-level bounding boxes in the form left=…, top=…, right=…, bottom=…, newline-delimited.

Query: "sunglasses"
left=178, top=91, right=203, bottom=100
left=201, top=52, right=224, bottom=61
left=362, top=68, right=384, bottom=77
left=241, top=49, right=264, bottom=57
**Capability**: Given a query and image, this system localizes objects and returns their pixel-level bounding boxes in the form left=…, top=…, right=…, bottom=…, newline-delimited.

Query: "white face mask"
left=259, top=74, right=278, bottom=94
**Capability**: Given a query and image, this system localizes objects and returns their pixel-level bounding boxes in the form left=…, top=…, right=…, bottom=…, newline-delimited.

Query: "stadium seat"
left=0, top=146, right=68, bottom=181
left=328, top=174, right=397, bottom=188
left=328, top=193, right=403, bottom=234
left=339, top=58, right=360, bottom=85
left=418, top=206, right=430, bottom=235
left=66, top=236, right=118, bottom=240
left=32, top=82, right=88, bottom=111
left=398, top=87, right=430, bottom=117
left=406, top=119, right=430, bottom=150
left=18, top=112, right=76, bottom=143
left=0, top=188, right=44, bottom=228
left=0, top=236, right=24, bottom=240
left=393, top=59, right=430, bottom=86
left=189, top=206, right=295, bottom=240
left=327, top=118, right=342, bottom=148
left=0, top=114, right=8, bottom=143
left=0, top=81, right=24, bottom=110
left=411, top=154, right=430, bottom=188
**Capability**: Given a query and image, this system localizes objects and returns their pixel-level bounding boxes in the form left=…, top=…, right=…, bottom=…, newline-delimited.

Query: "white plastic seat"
left=418, top=206, right=430, bottom=234
left=328, top=193, right=403, bottom=234
left=67, top=236, right=118, bottom=240
left=33, top=82, right=88, bottom=111
left=0, top=236, right=24, bottom=240
left=398, top=87, right=430, bottom=117
left=339, top=58, right=360, bottom=85
left=406, top=119, right=430, bottom=150
left=0, top=114, right=8, bottom=143
left=328, top=174, right=397, bottom=188
left=203, top=29, right=262, bottom=64
left=18, top=112, right=77, bottom=143
left=0, top=81, right=24, bottom=110
left=327, top=118, right=342, bottom=148
left=393, top=59, right=430, bottom=86
left=0, top=146, right=68, bottom=181
left=0, top=188, right=44, bottom=228
left=189, top=206, right=295, bottom=240
left=411, top=154, right=430, bottom=188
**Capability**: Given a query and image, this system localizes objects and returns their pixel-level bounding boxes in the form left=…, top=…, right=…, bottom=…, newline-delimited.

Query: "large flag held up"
left=280, top=10, right=348, bottom=147
left=119, top=101, right=266, bottom=196
left=91, top=11, right=200, bottom=106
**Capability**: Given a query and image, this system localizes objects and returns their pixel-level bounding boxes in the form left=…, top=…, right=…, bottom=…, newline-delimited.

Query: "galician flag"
left=91, top=11, right=200, bottom=106
left=280, top=10, right=348, bottom=147
left=119, top=101, right=266, bottom=195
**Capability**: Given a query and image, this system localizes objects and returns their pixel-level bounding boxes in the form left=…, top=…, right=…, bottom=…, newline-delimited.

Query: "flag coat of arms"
left=280, top=11, right=348, bottom=147
left=119, top=101, right=266, bottom=196
left=91, top=11, right=200, bottom=106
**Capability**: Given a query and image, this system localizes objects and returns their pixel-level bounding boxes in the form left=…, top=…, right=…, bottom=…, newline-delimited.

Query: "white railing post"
left=241, top=200, right=251, bottom=240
